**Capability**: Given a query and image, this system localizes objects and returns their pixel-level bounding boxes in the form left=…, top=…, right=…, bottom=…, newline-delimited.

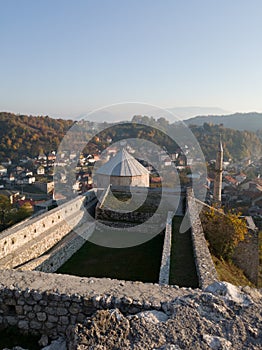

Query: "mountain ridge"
left=184, top=112, right=262, bottom=132
left=0, top=112, right=261, bottom=162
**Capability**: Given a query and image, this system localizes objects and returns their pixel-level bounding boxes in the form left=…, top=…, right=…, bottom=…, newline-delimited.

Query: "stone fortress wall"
left=0, top=187, right=257, bottom=286
left=187, top=189, right=219, bottom=289
left=233, top=226, right=259, bottom=285
left=0, top=190, right=97, bottom=270
left=17, top=230, right=88, bottom=273
left=158, top=211, right=174, bottom=285
left=192, top=191, right=259, bottom=286
left=0, top=269, right=195, bottom=339
left=0, top=187, right=259, bottom=341
left=0, top=187, right=222, bottom=286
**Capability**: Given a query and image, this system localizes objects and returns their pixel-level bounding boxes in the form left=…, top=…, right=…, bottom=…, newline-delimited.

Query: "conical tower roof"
left=95, top=148, right=149, bottom=177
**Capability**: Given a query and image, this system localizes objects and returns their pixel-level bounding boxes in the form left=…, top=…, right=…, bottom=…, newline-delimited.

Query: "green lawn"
left=169, top=216, right=199, bottom=288
left=57, top=232, right=164, bottom=283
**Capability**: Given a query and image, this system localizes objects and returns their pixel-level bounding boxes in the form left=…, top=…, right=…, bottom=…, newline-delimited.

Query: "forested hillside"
left=0, top=112, right=73, bottom=160
left=0, top=112, right=261, bottom=162
left=190, top=123, right=262, bottom=161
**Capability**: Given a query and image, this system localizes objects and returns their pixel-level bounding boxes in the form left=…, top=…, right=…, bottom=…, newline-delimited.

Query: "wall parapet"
left=0, top=270, right=195, bottom=338
left=187, top=188, right=218, bottom=289
left=159, top=211, right=174, bottom=285
left=0, top=190, right=97, bottom=270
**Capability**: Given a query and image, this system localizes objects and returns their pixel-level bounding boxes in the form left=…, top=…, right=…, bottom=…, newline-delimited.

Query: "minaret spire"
left=213, top=136, right=223, bottom=205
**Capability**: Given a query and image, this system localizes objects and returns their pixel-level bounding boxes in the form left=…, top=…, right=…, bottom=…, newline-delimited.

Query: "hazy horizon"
left=1, top=1, right=262, bottom=117
left=3, top=105, right=262, bottom=124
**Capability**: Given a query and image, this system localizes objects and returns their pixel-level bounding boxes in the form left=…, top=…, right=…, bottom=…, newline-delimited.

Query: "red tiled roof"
left=224, top=175, right=238, bottom=185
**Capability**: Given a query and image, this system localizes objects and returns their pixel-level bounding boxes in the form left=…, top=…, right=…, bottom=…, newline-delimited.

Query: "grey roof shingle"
left=95, top=148, right=149, bottom=177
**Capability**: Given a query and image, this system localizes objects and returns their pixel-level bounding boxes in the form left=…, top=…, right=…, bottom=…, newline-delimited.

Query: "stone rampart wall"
left=96, top=206, right=163, bottom=224
left=233, top=229, right=259, bottom=285
left=194, top=198, right=259, bottom=286
left=187, top=189, right=218, bottom=289
left=18, top=231, right=88, bottom=273
left=0, top=270, right=191, bottom=338
left=31, top=233, right=86, bottom=273
left=0, top=196, right=84, bottom=259
left=159, top=211, right=174, bottom=285
left=0, top=191, right=97, bottom=269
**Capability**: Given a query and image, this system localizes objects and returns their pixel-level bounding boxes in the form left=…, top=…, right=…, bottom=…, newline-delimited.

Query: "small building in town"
left=95, top=148, right=149, bottom=188
left=37, top=166, right=45, bottom=175
left=0, top=165, right=7, bottom=176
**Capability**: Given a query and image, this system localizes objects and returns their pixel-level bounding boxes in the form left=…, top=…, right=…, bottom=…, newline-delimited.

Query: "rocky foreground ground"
left=4, top=281, right=262, bottom=350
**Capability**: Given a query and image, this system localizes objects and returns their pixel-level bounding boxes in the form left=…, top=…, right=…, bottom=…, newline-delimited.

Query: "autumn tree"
left=200, top=207, right=248, bottom=260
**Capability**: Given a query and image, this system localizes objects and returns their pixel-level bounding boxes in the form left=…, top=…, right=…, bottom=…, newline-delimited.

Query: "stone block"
left=69, top=304, right=80, bottom=315
left=60, top=316, right=70, bottom=325
left=57, top=324, right=67, bottom=334
left=18, top=320, right=29, bottom=330
left=33, top=305, right=42, bottom=312
left=6, top=316, right=17, bottom=326
left=37, top=312, right=47, bottom=321
left=24, top=305, right=32, bottom=312
left=70, top=315, right=77, bottom=324
left=26, top=298, right=37, bottom=306
left=5, top=298, right=16, bottom=306
left=57, top=307, right=68, bottom=316
left=38, top=334, right=49, bottom=347
left=30, top=320, right=42, bottom=330
left=45, top=321, right=56, bottom=329
left=32, top=292, right=43, bottom=301
left=76, top=313, right=85, bottom=323
left=45, top=306, right=55, bottom=315
left=28, top=312, right=35, bottom=319
left=48, top=314, right=58, bottom=323
left=15, top=305, right=24, bottom=315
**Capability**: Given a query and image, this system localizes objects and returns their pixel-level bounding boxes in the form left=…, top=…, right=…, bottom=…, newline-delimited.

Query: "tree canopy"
left=200, top=207, right=248, bottom=260
left=0, top=112, right=261, bottom=162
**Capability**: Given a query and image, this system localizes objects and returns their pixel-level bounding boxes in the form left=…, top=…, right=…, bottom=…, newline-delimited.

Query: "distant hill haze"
left=167, top=106, right=229, bottom=120
left=184, top=112, right=262, bottom=132
left=0, top=111, right=261, bottom=162
left=60, top=106, right=229, bottom=123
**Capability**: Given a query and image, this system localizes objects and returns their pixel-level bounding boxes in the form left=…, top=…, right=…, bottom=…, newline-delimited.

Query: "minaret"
left=213, top=138, right=223, bottom=204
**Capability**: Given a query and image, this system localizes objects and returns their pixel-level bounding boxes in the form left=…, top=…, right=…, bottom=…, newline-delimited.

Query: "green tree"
left=0, top=195, right=12, bottom=228
left=14, top=203, right=33, bottom=223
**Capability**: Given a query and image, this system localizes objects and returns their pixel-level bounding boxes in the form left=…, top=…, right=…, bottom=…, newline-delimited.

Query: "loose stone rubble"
left=65, top=282, right=262, bottom=349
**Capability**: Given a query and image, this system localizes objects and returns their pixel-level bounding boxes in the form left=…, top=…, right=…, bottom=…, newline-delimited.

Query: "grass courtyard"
left=57, top=231, right=164, bottom=283
left=169, top=216, right=199, bottom=288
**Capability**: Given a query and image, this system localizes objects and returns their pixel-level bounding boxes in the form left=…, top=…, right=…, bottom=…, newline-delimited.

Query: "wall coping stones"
left=0, top=270, right=196, bottom=303
left=187, top=188, right=219, bottom=289
left=159, top=211, right=174, bottom=285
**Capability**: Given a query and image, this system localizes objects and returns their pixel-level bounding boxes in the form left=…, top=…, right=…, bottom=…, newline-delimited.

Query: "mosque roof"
left=95, top=148, right=149, bottom=177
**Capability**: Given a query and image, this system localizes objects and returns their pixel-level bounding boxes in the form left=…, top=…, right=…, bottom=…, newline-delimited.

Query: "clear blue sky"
left=1, top=0, right=262, bottom=117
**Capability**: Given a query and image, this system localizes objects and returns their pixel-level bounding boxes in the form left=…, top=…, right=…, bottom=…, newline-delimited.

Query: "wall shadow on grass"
left=57, top=231, right=164, bottom=283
